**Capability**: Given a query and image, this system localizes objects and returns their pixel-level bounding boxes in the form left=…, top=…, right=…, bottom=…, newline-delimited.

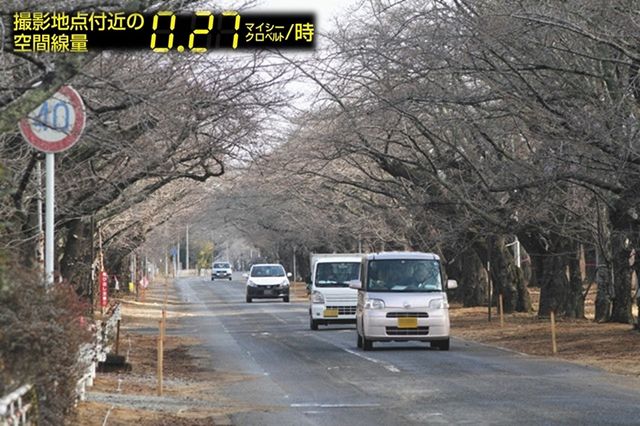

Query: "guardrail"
left=0, top=384, right=34, bottom=426
left=76, top=303, right=121, bottom=402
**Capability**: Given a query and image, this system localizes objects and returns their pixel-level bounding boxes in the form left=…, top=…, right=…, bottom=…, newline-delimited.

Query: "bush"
left=0, top=264, right=91, bottom=425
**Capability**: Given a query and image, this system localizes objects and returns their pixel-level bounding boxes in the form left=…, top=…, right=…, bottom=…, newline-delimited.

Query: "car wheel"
left=356, top=332, right=363, bottom=348
left=362, top=335, right=373, bottom=351
left=310, top=318, right=318, bottom=330
left=283, top=296, right=290, bottom=303
left=432, top=338, right=450, bottom=351
left=246, top=296, right=252, bottom=303
left=228, top=277, right=232, bottom=281
left=211, top=277, right=214, bottom=281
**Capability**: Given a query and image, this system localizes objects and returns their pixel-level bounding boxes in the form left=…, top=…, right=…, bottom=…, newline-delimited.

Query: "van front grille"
left=386, top=312, right=428, bottom=318
left=326, top=305, right=356, bottom=315
left=386, top=327, right=429, bottom=336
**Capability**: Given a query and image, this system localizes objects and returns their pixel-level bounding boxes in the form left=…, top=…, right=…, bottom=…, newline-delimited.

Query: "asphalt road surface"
left=175, top=274, right=640, bottom=425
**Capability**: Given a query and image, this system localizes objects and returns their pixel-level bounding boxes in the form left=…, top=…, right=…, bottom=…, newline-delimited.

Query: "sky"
left=227, top=0, right=360, bottom=33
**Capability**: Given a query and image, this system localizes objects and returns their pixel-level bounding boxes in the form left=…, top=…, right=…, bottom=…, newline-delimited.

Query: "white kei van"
left=309, top=254, right=362, bottom=330
left=350, top=252, right=457, bottom=350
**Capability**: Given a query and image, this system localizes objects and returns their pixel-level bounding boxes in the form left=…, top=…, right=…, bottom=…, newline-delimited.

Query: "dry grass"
left=450, top=287, right=640, bottom=377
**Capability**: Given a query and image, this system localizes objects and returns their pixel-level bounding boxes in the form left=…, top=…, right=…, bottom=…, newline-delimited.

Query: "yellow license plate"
left=397, top=317, right=418, bottom=328
left=324, top=309, right=339, bottom=318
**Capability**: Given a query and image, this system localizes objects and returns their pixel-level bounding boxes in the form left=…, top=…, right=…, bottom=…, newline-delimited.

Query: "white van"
left=308, top=254, right=362, bottom=330
left=350, top=252, right=457, bottom=350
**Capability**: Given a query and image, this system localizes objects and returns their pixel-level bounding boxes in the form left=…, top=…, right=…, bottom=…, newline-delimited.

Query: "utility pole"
left=292, top=246, right=297, bottom=280
left=185, top=225, right=189, bottom=271
left=177, top=241, right=181, bottom=272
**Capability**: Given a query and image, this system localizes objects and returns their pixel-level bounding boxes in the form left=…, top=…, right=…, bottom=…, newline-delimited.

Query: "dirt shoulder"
left=71, top=280, right=264, bottom=426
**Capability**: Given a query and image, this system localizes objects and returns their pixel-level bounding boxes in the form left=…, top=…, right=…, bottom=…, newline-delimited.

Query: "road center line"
left=291, top=403, right=381, bottom=408
left=308, top=333, right=401, bottom=373
left=342, top=348, right=401, bottom=373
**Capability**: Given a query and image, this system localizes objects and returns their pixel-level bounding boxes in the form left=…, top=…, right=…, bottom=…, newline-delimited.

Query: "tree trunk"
left=594, top=247, right=613, bottom=322
left=610, top=232, right=633, bottom=323
left=59, top=219, right=93, bottom=298
left=488, top=235, right=530, bottom=313
left=538, top=252, right=567, bottom=318
left=564, top=244, right=585, bottom=318
left=460, top=248, right=488, bottom=307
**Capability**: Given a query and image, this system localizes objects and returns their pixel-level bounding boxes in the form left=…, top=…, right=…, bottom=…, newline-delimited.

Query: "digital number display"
left=12, top=11, right=316, bottom=53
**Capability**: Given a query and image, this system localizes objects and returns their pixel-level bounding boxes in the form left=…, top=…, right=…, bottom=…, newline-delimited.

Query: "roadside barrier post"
left=157, top=320, right=164, bottom=396
left=550, top=311, right=558, bottom=354
left=498, top=293, right=504, bottom=328
left=115, top=319, right=121, bottom=355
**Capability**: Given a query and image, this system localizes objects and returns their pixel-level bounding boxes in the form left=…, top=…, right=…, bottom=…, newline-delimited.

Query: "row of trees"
left=0, top=0, right=287, bottom=422
left=208, top=0, right=639, bottom=325
left=1, top=0, right=639, bottom=421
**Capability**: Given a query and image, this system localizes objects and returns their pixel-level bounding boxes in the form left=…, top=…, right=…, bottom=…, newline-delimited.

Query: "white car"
left=211, top=262, right=233, bottom=280
left=351, top=252, right=457, bottom=351
left=244, top=264, right=292, bottom=303
left=309, top=254, right=362, bottom=330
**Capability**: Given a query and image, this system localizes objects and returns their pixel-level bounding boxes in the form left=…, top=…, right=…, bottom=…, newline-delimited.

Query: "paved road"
left=174, top=274, right=640, bottom=425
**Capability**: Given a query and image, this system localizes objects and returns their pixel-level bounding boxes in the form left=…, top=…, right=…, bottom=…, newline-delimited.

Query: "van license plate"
left=397, top=317, right=418, bottom=328
left=324, top=309, right=339, bottom=318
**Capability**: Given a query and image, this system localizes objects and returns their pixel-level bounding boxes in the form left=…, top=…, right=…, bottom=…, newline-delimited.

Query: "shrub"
left=0, top=263, right=91, bottom=425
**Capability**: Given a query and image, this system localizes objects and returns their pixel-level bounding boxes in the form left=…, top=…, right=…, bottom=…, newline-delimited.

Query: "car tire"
left=211, top=277, right=214, bottom=281
left=432, top=338, right=450, bottom=351
left=283, top=295, right=290, bottom=303
left=362, top=335, right=373, bottom=351
left=228, top=277, right=232, bottom=281
left=246, top=296, right=252, bottom=303
left=310, top=318, right=319, bottom=330
left=356, top=332, right=363, bottom=348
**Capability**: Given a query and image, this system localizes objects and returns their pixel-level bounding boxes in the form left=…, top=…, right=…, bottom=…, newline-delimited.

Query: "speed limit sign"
left=19, top=85, right=86, bottom=153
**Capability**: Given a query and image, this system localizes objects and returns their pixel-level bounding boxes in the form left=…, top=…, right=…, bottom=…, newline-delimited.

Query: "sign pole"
left=45, top=152, right=55, bottom=287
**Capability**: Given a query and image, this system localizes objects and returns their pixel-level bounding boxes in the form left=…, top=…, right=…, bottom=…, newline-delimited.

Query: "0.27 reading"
left=150, top=11, right=241, bottom=52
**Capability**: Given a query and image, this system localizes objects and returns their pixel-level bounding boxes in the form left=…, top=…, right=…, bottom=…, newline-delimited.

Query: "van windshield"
left=315, top=262, right=360, bottom=287
left=366, top=259, right=442, bottom=292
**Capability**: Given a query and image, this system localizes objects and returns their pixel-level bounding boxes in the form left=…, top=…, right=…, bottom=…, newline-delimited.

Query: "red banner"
left=100, top=271, right=108, bottom=307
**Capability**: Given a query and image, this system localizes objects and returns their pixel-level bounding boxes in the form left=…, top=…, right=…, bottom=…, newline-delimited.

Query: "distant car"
left=244, top=264, right=292, bottom=303
left=211, top=262, right=233, bottom=280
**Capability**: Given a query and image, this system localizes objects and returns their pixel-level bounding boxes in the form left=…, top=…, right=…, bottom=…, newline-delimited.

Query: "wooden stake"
left=115, top=319, right=121, bottom=355
left=161, top=308, right=166, bottom=341
left=498, top=293, right=504, bottom=328
left=157, top=319, right=163, bottom=396
left=550, top=311, right=557, bottom=354
left=487, top=261, right=492, bottom=322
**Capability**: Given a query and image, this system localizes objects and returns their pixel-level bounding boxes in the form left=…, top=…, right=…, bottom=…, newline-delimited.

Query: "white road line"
left=291, top=403, right=381, bottom=408
left=309, top=333, right=401, bottom=373
left=342, top=348, right=401, bottom=373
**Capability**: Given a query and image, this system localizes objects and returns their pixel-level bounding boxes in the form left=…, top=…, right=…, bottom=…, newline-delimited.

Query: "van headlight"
left=279, top=280, right=289, bottom=288
left=311, top=291, right=325, bottom=304
left=364, top=298, right=385, bottom=310
left=428, top=297, right=446, bottom=309
left=247, top=280, right=257, bottom=287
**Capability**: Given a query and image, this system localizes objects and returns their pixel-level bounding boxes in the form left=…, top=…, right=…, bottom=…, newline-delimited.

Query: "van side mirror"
left=242, top=273, right=249, bottom=278
left=447, top=279, right=458, bottom=290
left=287, top=272, right=293, bottom=278
left=348, top=279, right=362, bottom=290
